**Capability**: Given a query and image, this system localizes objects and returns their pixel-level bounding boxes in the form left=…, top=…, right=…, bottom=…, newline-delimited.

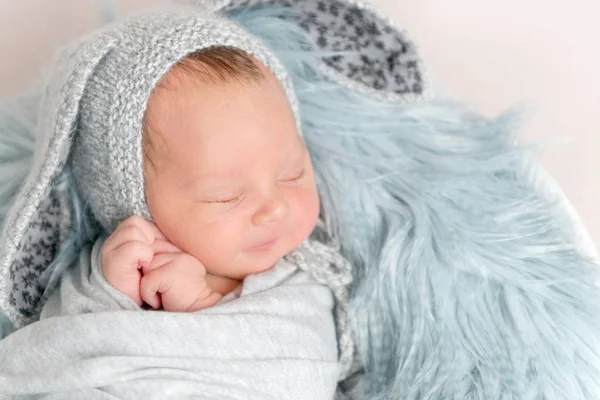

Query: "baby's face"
left=144, top=65, right=320, bottom=280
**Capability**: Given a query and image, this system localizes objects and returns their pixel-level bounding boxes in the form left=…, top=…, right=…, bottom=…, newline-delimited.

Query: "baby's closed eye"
left=205, top=193, right=245, bottom=204
left=278, top=168, right=305, bottom=184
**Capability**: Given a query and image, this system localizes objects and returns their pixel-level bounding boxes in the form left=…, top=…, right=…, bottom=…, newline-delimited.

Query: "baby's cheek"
left=291, top=187, right=320, bottom=239
left=186, top=218, right=242, bottom=266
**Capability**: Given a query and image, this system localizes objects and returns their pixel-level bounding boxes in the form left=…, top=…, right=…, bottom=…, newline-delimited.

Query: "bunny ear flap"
left=213, top=0, right=430, bottom=102
left=0, top=33, right=118, bottom=334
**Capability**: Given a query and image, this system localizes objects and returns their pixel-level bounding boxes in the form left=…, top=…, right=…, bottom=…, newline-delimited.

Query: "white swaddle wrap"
left=0, top=237, right=350, bottom=399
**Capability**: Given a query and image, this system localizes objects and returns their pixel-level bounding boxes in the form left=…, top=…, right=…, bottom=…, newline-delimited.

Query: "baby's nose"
left=251, top=195, right=289, bottom=226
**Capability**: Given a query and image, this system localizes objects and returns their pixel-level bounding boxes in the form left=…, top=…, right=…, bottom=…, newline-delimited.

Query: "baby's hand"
left=140, top=240, right=223, bottom=312
left=101, top=215, right=160, bottom=306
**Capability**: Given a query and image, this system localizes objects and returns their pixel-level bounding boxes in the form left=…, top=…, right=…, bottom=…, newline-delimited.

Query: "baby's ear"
left=0, top=33, right=118, bottom=334
left=212, top=0, right=430, bottom=103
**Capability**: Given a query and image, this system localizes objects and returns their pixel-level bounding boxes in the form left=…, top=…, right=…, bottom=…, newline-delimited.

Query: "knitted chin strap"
left=285, top=220, right=355, bottom=380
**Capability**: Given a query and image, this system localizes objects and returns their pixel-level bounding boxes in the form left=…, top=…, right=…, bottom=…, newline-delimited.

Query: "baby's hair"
left=142, top=46, right=266, bottom=172
left=169, top=46, right=264, bottom=85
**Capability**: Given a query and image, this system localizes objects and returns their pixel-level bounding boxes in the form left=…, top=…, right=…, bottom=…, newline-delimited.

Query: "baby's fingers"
left=186, top=292, right=223, bottom=312
left=111, top=215, right=167, bottom=247
left=139, top=266, right=174, bottom=309
left=142, top=252, right=176, bottom=275
left=103, top=240, right=153, bottom=272
left=103, top=225, right=151, bottom=254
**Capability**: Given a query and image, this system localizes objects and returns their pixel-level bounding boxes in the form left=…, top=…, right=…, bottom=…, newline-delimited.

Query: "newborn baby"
left=0, top=10, right=354, bottom=398
left=102, top=47, right=320, bottom=312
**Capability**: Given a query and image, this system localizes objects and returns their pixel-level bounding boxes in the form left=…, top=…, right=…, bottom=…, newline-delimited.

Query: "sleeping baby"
left=101, top=46, right=322, bottom=312
left=0, top=8, right=354, bottom=399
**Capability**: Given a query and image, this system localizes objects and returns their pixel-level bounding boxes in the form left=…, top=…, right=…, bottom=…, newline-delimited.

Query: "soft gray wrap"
left=0, top=238, right=341, bottom=399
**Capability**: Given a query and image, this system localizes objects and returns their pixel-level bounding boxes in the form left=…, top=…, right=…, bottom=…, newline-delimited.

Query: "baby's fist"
left=140, top=251, right=222, bottom=312
left=101, top=215, right=163, bottom=306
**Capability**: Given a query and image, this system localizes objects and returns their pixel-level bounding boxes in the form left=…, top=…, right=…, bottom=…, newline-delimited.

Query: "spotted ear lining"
left=0, top=33, right=119, bottom=330
left=215, top=0, right=430, bottom=102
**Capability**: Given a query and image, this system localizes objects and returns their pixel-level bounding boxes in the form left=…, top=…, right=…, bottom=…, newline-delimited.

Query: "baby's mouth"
left=246, top=238, right=278, bottom=252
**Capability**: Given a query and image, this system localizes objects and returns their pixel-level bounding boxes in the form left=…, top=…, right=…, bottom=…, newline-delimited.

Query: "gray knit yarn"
left=71, top=7, right=300, bottom=233
left=284, top=221, right=356, bottom=381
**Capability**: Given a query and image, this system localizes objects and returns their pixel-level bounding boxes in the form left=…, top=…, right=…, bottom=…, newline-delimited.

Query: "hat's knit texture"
left=72, top=8, right=299, bottom=233
left=285, top=233, right=356, bottom=379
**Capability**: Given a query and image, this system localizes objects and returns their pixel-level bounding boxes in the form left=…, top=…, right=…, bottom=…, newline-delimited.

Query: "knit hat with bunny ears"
left=0, top=0, right=428, bottom=378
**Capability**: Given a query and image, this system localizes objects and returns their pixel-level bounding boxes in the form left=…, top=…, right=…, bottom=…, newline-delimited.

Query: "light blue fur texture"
left=1, top=5, right=599, bottom=399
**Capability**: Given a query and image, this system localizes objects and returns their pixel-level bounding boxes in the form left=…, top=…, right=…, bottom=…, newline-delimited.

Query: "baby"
left=0, top=10, right=354, bottom=398
left=101, top=47, right=321, bottom=311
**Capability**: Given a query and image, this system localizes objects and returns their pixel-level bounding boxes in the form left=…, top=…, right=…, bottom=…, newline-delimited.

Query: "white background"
left=1, top=0, right=598, bottom=249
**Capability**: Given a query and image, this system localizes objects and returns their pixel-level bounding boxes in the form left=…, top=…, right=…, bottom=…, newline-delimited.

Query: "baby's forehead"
left=145, top=49, right=285, bottom=122
left=142, top=62, right=300, bottom=170
left=144, top=67, right=287, bottom=135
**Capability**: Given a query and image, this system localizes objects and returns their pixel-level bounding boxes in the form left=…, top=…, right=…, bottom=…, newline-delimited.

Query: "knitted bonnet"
left=0, top=0, right=428, bottom=373
left=70, top=7, right=300, bottom=232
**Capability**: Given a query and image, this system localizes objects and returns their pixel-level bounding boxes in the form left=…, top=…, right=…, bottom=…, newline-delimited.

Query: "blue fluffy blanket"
left=1, top=4, right=599, bottom=399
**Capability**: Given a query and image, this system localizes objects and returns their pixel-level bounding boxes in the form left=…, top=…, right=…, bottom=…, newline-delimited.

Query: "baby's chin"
left=227, top=235, right=304, bottom=279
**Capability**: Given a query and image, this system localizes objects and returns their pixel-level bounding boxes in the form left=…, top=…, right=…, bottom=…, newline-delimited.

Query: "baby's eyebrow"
left=178, top=174, right=238, bottom=190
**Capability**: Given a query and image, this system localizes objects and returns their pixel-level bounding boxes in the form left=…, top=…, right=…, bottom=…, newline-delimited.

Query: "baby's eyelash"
left=217, top=198, right=238, bottom=204
left=208, top=195, right=242, bottom=204
left=284, top=168, right=305, bottom=181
